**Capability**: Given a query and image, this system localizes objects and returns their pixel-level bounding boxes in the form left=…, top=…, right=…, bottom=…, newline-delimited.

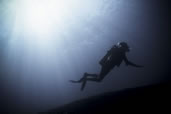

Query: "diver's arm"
left=124, top=55, right=144, bottom=68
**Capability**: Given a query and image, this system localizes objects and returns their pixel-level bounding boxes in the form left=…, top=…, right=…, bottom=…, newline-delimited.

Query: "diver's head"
left=117, top=42, right=130, bottom=52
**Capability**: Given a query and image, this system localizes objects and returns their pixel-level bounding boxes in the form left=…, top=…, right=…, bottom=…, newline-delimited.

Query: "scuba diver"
left=70, top=42, right=143, bottom=91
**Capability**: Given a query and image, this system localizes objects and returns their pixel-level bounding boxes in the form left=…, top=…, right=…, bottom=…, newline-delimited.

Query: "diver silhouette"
left=70, top=42, right=143, bottom=91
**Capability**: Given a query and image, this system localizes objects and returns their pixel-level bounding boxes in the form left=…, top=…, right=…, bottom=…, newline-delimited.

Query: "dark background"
left=0, top=0, right=170, bottom=111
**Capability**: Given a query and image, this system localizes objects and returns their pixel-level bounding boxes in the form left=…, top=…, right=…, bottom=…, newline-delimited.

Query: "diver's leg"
left=70, top=73, right=88, bottom=83
left=80, top=66, right=111, bottom=91
left=70, top=65, right=111, bottom=84
left=70, top=72, right=98, bottom=83
left=81, top=65, right=109, bottom=82
left=80, top=75, right=105, bottom=91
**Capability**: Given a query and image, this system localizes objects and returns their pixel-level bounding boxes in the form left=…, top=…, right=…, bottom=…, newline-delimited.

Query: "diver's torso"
left=108, top=47, right=125, bottom=67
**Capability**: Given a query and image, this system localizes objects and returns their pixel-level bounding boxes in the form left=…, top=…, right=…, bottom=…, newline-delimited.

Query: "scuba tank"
left=99, top=45, right=117, bottom=66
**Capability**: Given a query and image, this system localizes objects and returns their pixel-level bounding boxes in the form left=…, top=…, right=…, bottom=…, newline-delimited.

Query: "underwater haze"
left=0, top=0, right=169, bottom=111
